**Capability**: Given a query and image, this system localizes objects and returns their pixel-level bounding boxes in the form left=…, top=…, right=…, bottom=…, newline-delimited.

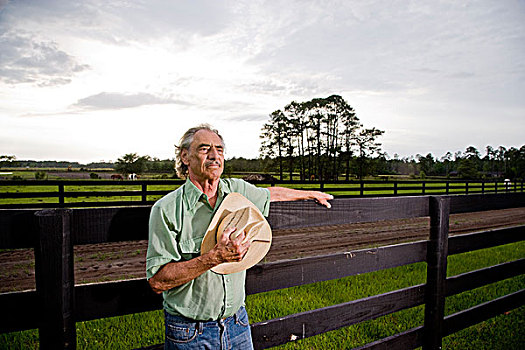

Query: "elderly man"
left=147, top=124, right=332, bottom=349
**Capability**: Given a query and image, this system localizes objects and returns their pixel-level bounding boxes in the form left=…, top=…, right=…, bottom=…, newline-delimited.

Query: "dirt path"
left=1, top=207, right=524, bottom=293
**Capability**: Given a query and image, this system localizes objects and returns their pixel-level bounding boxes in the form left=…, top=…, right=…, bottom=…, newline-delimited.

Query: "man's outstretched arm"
left=268, top=186, right=333, bottom=208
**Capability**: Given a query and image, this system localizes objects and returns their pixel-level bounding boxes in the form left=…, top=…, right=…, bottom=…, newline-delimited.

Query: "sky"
left=0, top=0, right=524, bottom=164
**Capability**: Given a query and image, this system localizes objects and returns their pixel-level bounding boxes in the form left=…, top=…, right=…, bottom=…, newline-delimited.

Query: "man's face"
left=182, top=129, right=224, bottom=182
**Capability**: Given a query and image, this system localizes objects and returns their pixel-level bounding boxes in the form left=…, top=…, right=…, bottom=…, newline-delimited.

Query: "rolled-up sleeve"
left=232, top=179, right=271, bottom=216
left=146, top=203, right=181, bottom=279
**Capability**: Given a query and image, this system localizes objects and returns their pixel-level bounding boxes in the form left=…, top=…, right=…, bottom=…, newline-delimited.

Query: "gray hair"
left=175, top=124, right=225, bottom=179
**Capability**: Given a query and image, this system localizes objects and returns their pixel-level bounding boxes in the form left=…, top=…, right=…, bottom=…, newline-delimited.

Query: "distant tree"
left=260, top=110, right=288, bottom=180
left=353, top=127, right=384, bottom=179
left=417, top=153, right=435, bottom=176
left=114, top=153, right=150, bottom=175
left=146, top=158, right=176, bottom=173
left=440, top=152, right=453, bottom=176
left=457, top=158, right=478, bottom=179
left=504, top=145, right=525, bottom=179
left=496, top=146, right=507, bottom=176
left=483, top=145, right=496, bottom=176
left=464, top=146, right=481, bottom=159
left=0, top=155, right=16, bottom=167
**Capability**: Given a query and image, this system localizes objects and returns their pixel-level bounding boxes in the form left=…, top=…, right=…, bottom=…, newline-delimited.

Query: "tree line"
left=391, top=145, right=525, bottom=180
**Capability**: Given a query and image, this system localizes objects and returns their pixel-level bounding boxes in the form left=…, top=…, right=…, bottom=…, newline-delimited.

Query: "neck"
left=188, top=175, right=220, bottom=206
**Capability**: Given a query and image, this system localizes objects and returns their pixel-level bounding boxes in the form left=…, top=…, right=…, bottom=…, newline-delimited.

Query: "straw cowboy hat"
left=200, top=193, right=272, bottom=274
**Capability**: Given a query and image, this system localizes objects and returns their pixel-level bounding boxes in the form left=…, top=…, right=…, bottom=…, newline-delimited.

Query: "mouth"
left=206, top=161, right=222, bottom=168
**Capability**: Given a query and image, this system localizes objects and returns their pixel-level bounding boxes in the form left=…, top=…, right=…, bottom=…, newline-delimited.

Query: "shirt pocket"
left=178, top=236, right=203, bottom=261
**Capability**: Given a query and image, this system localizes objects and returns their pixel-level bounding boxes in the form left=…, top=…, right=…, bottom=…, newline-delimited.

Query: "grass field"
left=1, top=241, right=523, bottom=349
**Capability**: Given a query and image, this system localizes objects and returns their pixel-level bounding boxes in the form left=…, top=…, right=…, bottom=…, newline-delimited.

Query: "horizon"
left=4, top=141, right=523, bottom=166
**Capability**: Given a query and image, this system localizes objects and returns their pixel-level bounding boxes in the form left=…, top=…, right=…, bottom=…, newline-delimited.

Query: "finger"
left=219, top=227, right=237, bottom=244
left=231, top=229, right=246, bottom=245
left=317, top=199, right=331, bottom=208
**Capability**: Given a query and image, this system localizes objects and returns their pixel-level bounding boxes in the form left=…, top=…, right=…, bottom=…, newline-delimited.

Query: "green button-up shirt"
left=146, top=178, right=271, bottom=321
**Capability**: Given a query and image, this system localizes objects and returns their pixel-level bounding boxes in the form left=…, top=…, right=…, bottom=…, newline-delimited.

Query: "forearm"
left=148, top=250, right=221, bottom=294
left=148, top=227, right=250, bottom=293
left=268, top=186, right=333, bottom=208
left=268, top=186, right=315, bottom=202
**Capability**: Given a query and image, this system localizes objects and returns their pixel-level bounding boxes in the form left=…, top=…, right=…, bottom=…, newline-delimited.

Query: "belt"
left=165, top=306, right=243, bottom=325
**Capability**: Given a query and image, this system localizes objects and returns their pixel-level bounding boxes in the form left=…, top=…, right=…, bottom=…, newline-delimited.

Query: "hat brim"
left=200, top=193, right=272, bottom=274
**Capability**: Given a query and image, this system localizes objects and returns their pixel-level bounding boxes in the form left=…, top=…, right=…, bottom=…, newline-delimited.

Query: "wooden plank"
left=0, top=192, right=59, bottom=198
left=0, top=290, right=39, bottom=333
left=423, top=196, right=450, bottom=350
left=0, top=179, right=184, bottom=186
left=251, top=284, right=425, bottom=349
left=246, top=241, right=427, bottom=295
left=443, top=289, right=525, bottom=337
left=267, top=196, right=429, bottom=230
left=34, top=209, right=76, bottom=349
left=449, top=193, right=525, bottom=213
left=0, top=201, right=152, bottom=209
left=354, top=326, right=423, bottom=350
left=62, top=190, right=145, bottom=198
left=145, top=190, right=174, bottom=196
left=446, top=259, right=525, bottom=297
left=74, top=279, right=162, bottom=322
left=448, top=225, right=525, bottom=255
left=0, top=209, right=39, bottom=249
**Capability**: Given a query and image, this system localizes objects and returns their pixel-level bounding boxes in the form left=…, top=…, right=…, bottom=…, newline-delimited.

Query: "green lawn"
left=1, top=241, right=523, bottom=349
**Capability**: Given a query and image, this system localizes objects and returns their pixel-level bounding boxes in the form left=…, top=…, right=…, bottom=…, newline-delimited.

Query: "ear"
left=181, top=148, right=190, bottom=165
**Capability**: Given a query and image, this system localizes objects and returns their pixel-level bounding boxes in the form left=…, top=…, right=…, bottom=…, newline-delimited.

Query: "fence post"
left=423, top=196, right=450, bottom=350
left=393, top=181, right=398, bottom=196
left=465, top=181, right=469, bottom=195
left=446, top=182, right=449, bottom=195
left=422, top=182, right=426, bottom=195
left=360, top=180, right=364, bottom=196
left=34, top=209, right=76, bottom=350
left=495, top=181, right=498, bottom=194
left=141, top=183, right=148, bottom=204
left=481, top=181, right=485, bottom=194
left=58, top=184, right=65, bottom=207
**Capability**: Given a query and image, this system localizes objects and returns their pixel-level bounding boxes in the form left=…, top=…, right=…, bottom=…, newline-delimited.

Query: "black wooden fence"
left=0, top=179, right=524, bottom=208
left=0, top=193, right=524, bottom=349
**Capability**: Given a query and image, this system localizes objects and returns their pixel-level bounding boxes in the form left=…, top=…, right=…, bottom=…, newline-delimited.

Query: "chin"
left=206, top=169, right=223, bottom=179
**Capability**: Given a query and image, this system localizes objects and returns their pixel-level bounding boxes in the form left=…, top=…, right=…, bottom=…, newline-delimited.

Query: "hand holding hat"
left=214, top=226, right=251, bottom=263
left=201, top=193, right=272, bottom=274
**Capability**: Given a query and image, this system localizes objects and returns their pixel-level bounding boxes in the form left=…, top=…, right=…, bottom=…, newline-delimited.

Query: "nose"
left=208, top=146, right=220, bottom=159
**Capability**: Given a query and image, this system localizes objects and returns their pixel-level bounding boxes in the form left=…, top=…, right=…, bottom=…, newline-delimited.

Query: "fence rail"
left=0, top=179, right=524, bottom=208
left=0, top=193, right=524, bottom=349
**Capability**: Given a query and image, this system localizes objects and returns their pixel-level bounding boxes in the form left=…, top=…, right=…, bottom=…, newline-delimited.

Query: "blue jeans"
left=164, top=306, right=254, bottom=350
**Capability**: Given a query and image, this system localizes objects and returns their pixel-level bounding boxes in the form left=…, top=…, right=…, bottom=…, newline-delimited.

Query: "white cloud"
left=73, top=92, right=191, bottom=110
left=0, top=30, right=89, bottom=86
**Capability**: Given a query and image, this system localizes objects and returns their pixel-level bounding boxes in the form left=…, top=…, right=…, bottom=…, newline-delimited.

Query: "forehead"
left=191, top=129, right=223, bottom=147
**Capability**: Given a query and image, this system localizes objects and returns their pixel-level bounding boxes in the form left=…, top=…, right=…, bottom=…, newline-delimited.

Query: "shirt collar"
left=183, top=178, right=232, bottom=209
